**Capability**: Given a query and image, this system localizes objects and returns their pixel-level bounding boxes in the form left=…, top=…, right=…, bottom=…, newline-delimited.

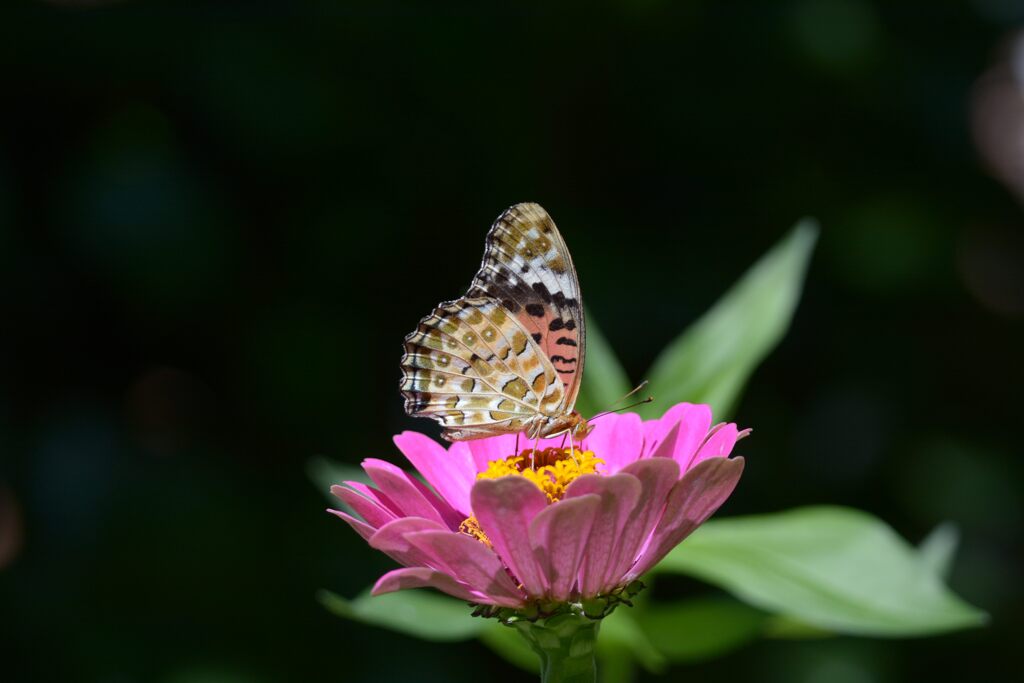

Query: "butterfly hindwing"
left=401, top=298, right=565, bottom=440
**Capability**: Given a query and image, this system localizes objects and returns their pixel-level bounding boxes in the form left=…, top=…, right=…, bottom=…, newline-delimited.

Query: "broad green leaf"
left=918, top=522, right=959, bottom=580
left=654, top=506, right=987, bottom=636
left=574, top=310, right=632, bottom=418
left=635, top=597, right=766, bottom=662
left=307, top=456, right=371, bottom=505
left=598, top=608, right=666, bottom=673
left=761, top=614, right=834, bottom=640
left=639, top=219, right=818, bottom=419
left=322, top=587, right=540, bottom=671
left=317, top=589, right=484, bottom=642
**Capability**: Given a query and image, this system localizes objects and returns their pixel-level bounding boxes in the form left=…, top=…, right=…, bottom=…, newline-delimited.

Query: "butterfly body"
left=529, top=410, right=593, bottom=441
left=400, top=203, right=588, bottom=442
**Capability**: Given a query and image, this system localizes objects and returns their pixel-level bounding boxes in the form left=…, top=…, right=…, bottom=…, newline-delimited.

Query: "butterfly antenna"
left=587, top=381, right=653, bottom=422
left=588, top=396, right=654, bottom=422
left=606, top=380, right=649, bottom=409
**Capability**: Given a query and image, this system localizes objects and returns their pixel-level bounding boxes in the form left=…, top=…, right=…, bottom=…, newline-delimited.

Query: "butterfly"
left=400, top=202, right=591, bottom=442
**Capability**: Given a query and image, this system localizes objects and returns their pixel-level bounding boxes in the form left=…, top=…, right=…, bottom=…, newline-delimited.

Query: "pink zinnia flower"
left=329, top=403, right=746, bottom=611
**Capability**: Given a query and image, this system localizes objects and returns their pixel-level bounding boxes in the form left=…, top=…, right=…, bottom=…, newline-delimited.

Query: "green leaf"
left=636, top=597, right=765, bottom=663
left=307, top=456, right=371, bottom=505
left=761, top=614, right=834, bottom=639
left=639, top=219, right=818, bottom=419
left=654, top=506, right=987, bottom=636
left=322, top=587, right=542, bottom=672
left=918, top=522, right=959, bottom=580
left=317, top=589, right=484, bottom=642
left=598, top=608, right=666, bottom=673
left=575, top=310, right=632, bottom=418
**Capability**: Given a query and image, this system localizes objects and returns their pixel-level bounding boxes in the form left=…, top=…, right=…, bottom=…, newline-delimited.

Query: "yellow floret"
left=459, top=448, right=604, bottom=546
left=477, top=448, right=604, bottom=503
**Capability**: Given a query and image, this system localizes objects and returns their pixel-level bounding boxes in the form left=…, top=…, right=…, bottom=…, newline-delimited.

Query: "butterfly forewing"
left=400, top=202, right=585, bottom=441
left=466, top=203, right=586, bottom=410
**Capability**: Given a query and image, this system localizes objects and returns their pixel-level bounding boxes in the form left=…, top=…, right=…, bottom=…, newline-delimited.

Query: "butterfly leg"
left=568, top=430, right=579, bottom=465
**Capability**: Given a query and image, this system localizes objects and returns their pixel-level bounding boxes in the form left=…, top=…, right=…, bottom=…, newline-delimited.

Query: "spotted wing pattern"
left=401, top=298, right=563, bottom=440
left=466, top=203, right=586, bottom=404
left=400, top=203, right=586, bottom=441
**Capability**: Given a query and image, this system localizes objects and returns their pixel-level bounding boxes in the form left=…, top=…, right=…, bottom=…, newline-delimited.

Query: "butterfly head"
left=570, top=412, right=594, bottom=439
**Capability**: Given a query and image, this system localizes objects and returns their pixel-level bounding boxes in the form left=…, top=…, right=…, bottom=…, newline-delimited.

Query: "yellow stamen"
left=459, top=448, right=604, bottom=545
left=458, top=515, right=492, bottom=548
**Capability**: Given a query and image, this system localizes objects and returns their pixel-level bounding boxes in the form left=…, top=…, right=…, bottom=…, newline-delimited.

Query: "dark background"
left=2, top=1, right=1022, bottom=681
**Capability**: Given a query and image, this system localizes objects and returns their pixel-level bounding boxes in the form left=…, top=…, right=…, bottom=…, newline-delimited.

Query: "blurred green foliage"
left=639, top=219, right=817, bottom=420
left=1, top=1, right=1022, bottom=682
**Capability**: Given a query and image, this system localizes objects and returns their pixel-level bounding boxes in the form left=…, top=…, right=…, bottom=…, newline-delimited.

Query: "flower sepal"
left=581, top=579, right=645, bottom=618
left=512, top=613, right=601, bottom=683
left=470, top=580, right=646, bottom=625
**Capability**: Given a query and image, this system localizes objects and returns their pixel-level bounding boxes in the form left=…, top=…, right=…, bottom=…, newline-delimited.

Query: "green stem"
left=513, top=614, right=601, bottom=683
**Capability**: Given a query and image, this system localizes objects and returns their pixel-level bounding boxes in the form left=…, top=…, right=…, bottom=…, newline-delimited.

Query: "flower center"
left=459, top=447, right=604, bottom=546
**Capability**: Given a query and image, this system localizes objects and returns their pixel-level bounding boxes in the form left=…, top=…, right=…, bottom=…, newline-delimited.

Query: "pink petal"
left=368, top=517, right=447, bottom=567
left=608, top=458, right=680, bottom=585
left=643, top=403, right=712, bottom=469
left=470, top=476, right=549, bottom=597
left=371, top=566, right=483, bottom=603
left=407, top=475, right=465, bottom=530
left=394, top=431, right=476, bottom=516
left=648, top=420, right=681, bottom=459
left=629, top=456, right=745, bottom=578
left=529, top=494, right=601, bottom=600
left=584, top=412, right=642, bottom=474
left=327, top=508, right=376, bottom=542
left=466, top=434, right=520, bottom=471
left=343, top=480, right=403, bottom=516
left=691, top=423, right=740, bottom=467
left=362, top=458, right=446, bottom=526
left=405, top=529, right=526, bottom=607
left=331, top=484, right=396, bottom=529
left=642, top=402, right=695, bottom=449
left=563, top=473, right=643, bottom=597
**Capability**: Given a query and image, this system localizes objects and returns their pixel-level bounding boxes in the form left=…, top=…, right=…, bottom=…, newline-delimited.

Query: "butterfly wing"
left=400, top=202, right=585, bottom=441
left=401, top=297, right=565, bottom=441
left=466, top=203, right=586, bottom=413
